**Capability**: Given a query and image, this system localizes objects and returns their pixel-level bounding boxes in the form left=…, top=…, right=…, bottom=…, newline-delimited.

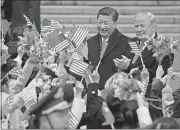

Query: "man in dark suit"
left=116, top=12, right=172, bottom=92
left=116, top=11, right=173, bottom=121
left=87, top=7, right=133, bottom=90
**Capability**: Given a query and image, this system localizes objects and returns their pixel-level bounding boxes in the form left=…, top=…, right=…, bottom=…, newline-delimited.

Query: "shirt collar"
left=101, top=37, right=109, bottom=43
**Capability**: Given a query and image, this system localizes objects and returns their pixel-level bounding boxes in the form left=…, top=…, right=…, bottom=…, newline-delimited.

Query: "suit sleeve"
left=78, top=83, right=106, bottom=127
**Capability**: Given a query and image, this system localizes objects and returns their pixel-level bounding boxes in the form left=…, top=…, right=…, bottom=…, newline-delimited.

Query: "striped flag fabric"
left=49, top=32, right=70, bottom=53
left=23, top=14, right=33, bottom=26
left=8, top=67, right=25, bottom=79
left=71, top=26, right=89, bottom=48
left=41, top=20, right=63, bottom=34
left=69, top=60, right=89, bottom=76
left=79, top=41, right=88, bottom=60
left=53, top=39, right=69, bottom=53
left=67, top=110, right=79, bottom=129
left=129, top=41, right=141, bottom=56
left=18, top=87, right=37, bottom=109
left=50, top=20, right=63, bottom=28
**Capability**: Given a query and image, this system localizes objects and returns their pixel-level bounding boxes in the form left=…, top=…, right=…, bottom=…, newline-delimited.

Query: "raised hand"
left=156, top=65, right=164, bottom=79
left=91, top=68, right=100, bottom=83
left=74, top=81, right=84, bottom=98
left=141, top=67, right=149, bottom=82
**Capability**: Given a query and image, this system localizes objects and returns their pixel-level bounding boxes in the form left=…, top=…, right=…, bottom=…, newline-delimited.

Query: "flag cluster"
left=69, top=60, right=89, bottom=77
left=71, top=26, right=89, bottom=48
left=41, top=20, right=63, bottom=34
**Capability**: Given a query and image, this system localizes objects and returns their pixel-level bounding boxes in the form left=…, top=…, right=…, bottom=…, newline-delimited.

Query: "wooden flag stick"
left=80, top=76, right=84, bottom=83
left=88, top=74, right=93, bottom=83
left=140, top=55, right=145, bottom=68
left=72, top=20, right=76, bottom=28
left=2, top=28, right=4, bottom=43
left=96, top=59, right=102, bottom=71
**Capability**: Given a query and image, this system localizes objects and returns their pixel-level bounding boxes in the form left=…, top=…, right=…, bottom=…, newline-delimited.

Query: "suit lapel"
left=142, top=47, right=153, bottom=59
left=102, top=29, right=121, bottom=59
left=88, top=34, right=101, bottom=65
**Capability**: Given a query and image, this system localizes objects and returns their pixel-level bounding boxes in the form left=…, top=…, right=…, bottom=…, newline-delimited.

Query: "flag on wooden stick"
left=129, top=41, right=141, bottom=55
left=23, top=14, right=33, bottom=26
left=69, top=60, right=89, bottom=77
left=129, top=41, right=142, bottom=65
left=48, top=32, right=70, bottom=53
left=71, top=26, right=89, bottom=48
left=80, top=41, right=88, bottom=60
left=41, top=19, right=63, bottom=34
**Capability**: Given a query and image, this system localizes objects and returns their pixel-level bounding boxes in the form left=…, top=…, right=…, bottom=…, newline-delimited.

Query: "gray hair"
left=134, top=11, right=157, bottom=26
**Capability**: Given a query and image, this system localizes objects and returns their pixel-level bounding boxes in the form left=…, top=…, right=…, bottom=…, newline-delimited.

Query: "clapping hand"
left=113, top=55, right=131, bottom=70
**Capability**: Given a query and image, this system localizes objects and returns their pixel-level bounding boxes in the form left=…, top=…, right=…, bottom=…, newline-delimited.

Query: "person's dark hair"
left=97, top=7, right=118, bottom=22
left=1, top=59, right=17, bottom=78
left=43, top=67, right=57, bottom=79
left=145, top=117, right=179, bottom=129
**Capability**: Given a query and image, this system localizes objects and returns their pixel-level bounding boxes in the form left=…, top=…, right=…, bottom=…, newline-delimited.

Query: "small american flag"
left=53, top=39, right=70, bottom=53
left=80, top=41, right=88, bottom=60
left=69, top=60, right=89, bottom=76
left=41, top=20, right=63, bottom=34
left=19, top=87, right=37, bottom=109
left=50, top=20, right=63, bottom=28
left=23, top=14, right=32, bottom=26
left=49, top=32, right=69, bottom=52
left=67, top=110, right=79, bottom=129
left=71, top=26, right=89, bottom=48
left=129, top=41, right=141, bottom=55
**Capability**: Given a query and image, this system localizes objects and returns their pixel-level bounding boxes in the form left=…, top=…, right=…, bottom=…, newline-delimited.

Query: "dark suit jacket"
left=77, top=83, right=108, bottom=129
left=127, top=33, right=173, bottom=121
left=128, top=33, right=173, bottom=96
left=87, top=29, right=133, bottom=90
left=1, top=0, right=13, bottom=22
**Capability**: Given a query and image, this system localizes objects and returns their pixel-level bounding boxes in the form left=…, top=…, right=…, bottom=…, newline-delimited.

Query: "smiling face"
left=134, top=14, right=155, bottom=40
left=97, top=15, right=116, bottom=39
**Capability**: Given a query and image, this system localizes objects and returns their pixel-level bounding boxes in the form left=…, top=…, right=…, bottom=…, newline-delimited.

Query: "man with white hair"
left=115, top=12, right=173, bottom=122
left=116, top=11, right=172, bottom=88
